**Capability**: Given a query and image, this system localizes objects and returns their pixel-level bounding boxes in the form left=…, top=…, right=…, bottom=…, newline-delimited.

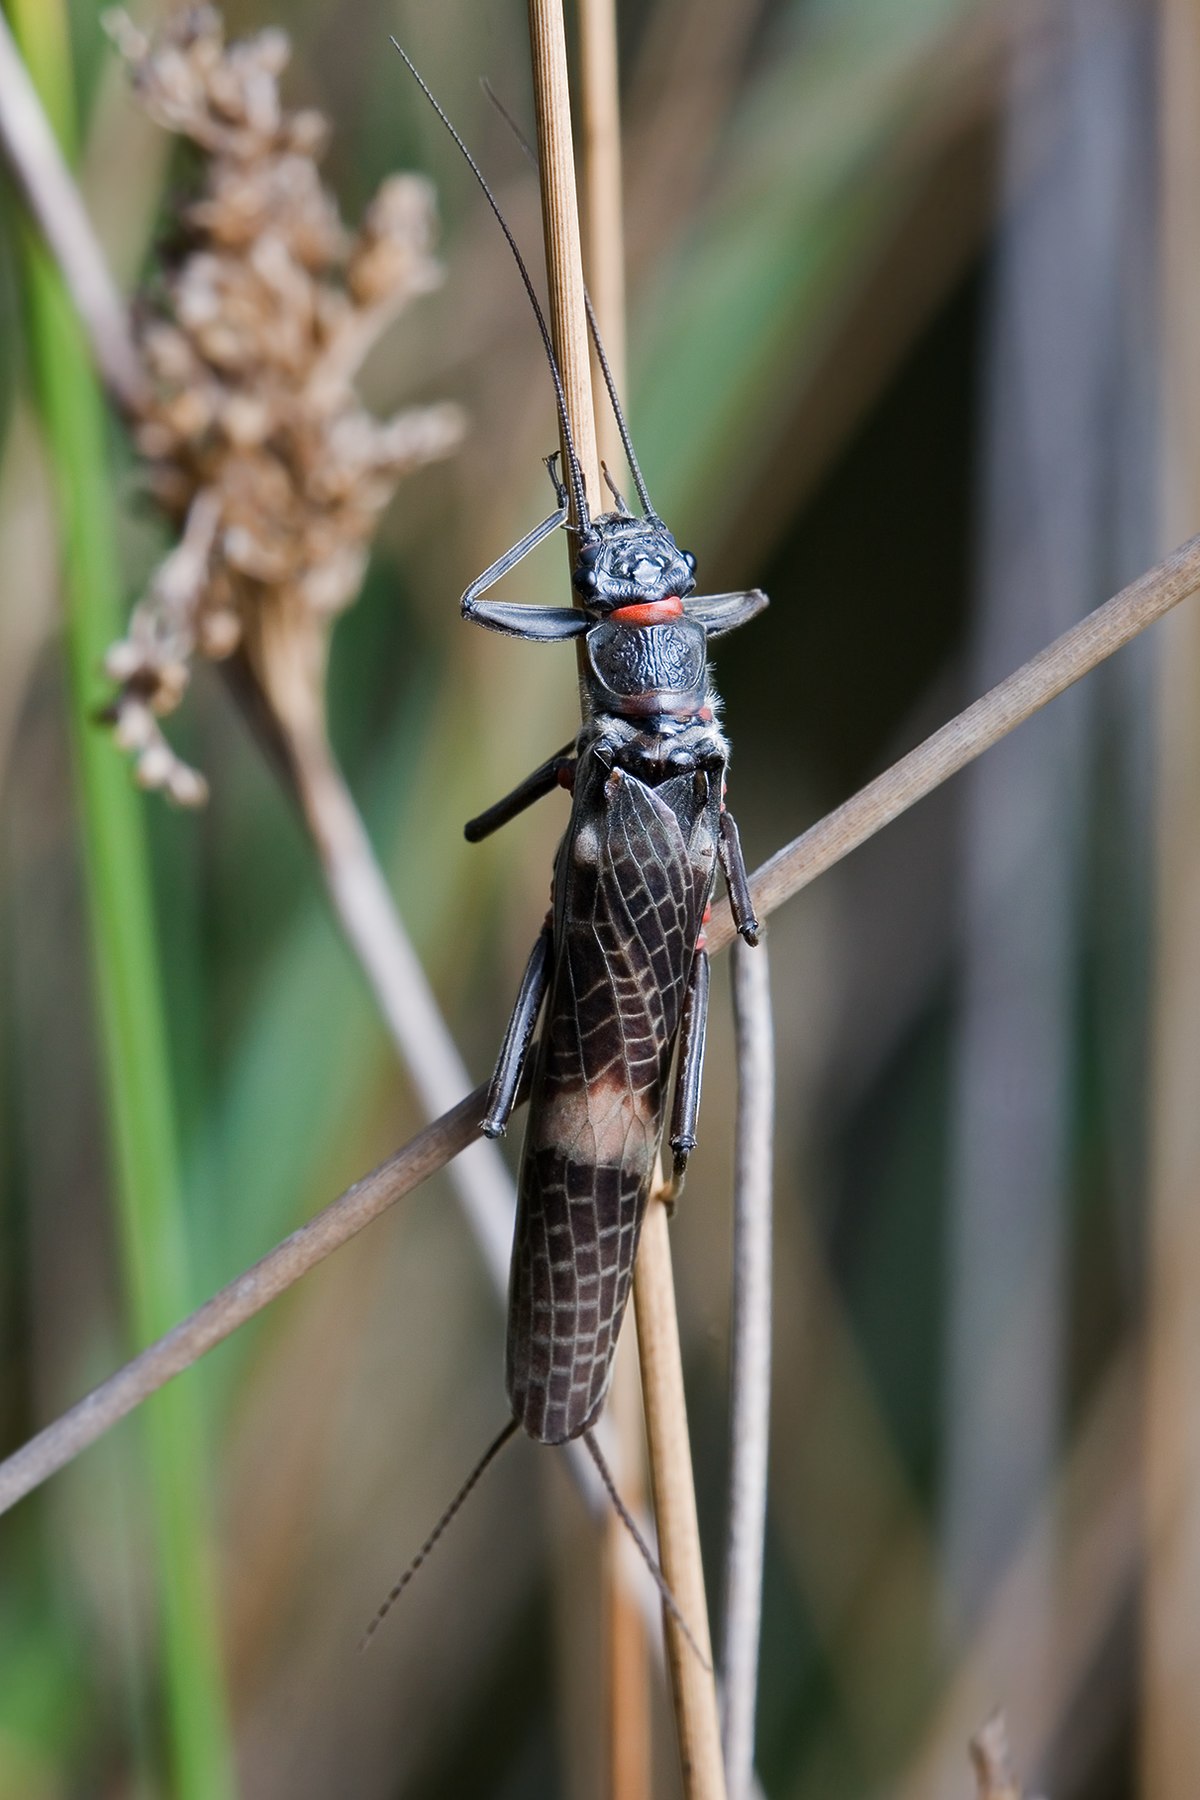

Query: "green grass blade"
left=4, top=3, right=235, bottom=1793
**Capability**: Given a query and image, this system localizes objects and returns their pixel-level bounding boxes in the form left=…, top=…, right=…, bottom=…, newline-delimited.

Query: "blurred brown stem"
left=1, top=529, right=1199, bottom=1521
left=0, top=10, right=146, bottom=411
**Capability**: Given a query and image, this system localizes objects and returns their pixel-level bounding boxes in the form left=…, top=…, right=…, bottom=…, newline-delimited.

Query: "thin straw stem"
left=634, top=1200, right=725, bottom=1797
left=528, top=0, right=602, bottom=520
left=579, top=0, right=627, bottom=481
left=1, top=527, right=1199, bottom=1517
left=720, top=938, right=775, bottom=1799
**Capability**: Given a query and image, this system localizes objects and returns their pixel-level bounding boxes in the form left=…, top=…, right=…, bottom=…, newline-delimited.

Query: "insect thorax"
left=585, top=616, right=710, bottom=720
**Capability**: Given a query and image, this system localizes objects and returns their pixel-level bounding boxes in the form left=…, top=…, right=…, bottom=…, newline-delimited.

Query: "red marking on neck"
left=609, top=596, right=684, bottom=626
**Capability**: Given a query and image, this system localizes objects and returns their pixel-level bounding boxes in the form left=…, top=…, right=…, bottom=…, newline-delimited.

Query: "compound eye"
left=683, top=550, right=697, bottom=573
left=577, top=568, right=600, bottom=594
left=578, top=539, right=601, bottom=565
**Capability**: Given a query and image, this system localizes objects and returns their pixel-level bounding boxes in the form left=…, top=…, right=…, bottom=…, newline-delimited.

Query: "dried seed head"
left=103, top=7, right=465, bottom=802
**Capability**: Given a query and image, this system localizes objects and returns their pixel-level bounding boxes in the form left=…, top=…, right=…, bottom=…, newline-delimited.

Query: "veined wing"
left=507, top=765, right=716, bottom=1443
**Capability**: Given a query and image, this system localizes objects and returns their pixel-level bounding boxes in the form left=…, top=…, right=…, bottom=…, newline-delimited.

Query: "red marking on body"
left=698, top=706, right=713, bottom=723
left=610, top=596, right=684, bottom=626
left=556, top=763, right=575, bottom=791
left=702, top=903, right=712, bottom=925
left=696, top=931, right=708, bottom=951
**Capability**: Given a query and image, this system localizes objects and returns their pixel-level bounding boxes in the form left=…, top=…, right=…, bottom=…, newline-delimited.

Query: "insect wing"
left=507, top=761, right=718, bottom=1443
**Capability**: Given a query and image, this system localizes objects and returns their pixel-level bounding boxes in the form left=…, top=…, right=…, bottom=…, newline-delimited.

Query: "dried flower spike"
left=102, top=6, right=464, bottom=803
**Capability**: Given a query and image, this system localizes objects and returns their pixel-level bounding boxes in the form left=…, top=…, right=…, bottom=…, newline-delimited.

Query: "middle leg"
left=481, top=922, right=553, bottom=1138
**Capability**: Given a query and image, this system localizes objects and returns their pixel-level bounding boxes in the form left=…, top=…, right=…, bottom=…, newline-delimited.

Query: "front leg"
left=465, top=745, right=576, bottom=842
left=482, top=923, right=553, bottom=1138
left=461, top=501, right=568, bottom=618
left=463, top=599, right=590, bottom=642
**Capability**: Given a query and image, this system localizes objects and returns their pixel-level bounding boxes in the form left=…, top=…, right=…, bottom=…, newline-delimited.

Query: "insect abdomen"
left=506, top=1068, right=659, bottom=1443
left=506, top=754, right=717, bottom=1443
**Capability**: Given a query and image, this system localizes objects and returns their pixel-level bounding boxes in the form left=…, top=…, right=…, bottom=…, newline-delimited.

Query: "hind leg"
left=666, top=950, right=711, bottom=1200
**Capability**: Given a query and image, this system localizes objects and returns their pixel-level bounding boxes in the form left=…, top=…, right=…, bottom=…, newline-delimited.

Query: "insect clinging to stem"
left=365, top=42, right=767, bottom=1646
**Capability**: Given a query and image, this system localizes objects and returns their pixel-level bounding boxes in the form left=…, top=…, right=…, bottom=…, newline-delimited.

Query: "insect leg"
left=464, top=599, right=590, bottom=642
left=719, top=810, right=760, bottom=945
left=481, top=923, right=553, bottom=1138
left=462, top=503, right=568, bottom=619
left=464, top=746, right=576, bottom=842
left=668, top=949, right=711, bottom=1192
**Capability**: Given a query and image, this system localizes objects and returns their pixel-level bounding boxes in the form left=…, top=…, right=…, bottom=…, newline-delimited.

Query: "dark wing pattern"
left=506, top=764, right=717, bottom=1443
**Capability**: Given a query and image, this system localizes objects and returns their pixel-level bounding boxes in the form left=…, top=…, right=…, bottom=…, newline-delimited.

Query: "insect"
left=366, top=46, right=767, bottom=1643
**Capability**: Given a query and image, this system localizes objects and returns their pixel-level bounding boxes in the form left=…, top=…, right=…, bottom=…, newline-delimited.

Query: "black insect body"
left=365, top=45, right=767, bottom=1646
left=464, top=496, right=766, bottom=1446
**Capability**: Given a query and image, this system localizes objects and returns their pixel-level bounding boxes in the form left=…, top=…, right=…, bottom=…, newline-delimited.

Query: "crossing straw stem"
left=1, top=529, right=1199, bottom=1520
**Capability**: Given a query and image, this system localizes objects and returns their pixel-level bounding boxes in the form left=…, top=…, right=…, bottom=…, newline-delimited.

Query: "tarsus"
left=360, top=1416, right=520, bottom=1650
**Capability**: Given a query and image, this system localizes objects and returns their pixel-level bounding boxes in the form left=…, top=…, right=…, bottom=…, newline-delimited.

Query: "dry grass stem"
left=720, top=939, right=775, bottom=1800
left=0, top=11, right=146, bottom=411
left=578, top=0, right=627, bottom=482
left=527, top=0, right=601, bottom=515
left=634, top=1199, right=725, bottom=1799
left=0, top=529, right=1198, bottom=1518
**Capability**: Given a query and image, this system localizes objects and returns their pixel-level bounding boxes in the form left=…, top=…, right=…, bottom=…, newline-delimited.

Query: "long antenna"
left=360, top=1416, right=519, bottom=1650
left=480, top=78, right=657, bottom=520
left=583, top=1430, right=711, bottom=1671
left=391, top=42, right=591, bottom=534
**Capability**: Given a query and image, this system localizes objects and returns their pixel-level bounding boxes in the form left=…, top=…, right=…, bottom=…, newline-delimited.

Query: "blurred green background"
left=0, top=0, right=1183, bottom=1795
